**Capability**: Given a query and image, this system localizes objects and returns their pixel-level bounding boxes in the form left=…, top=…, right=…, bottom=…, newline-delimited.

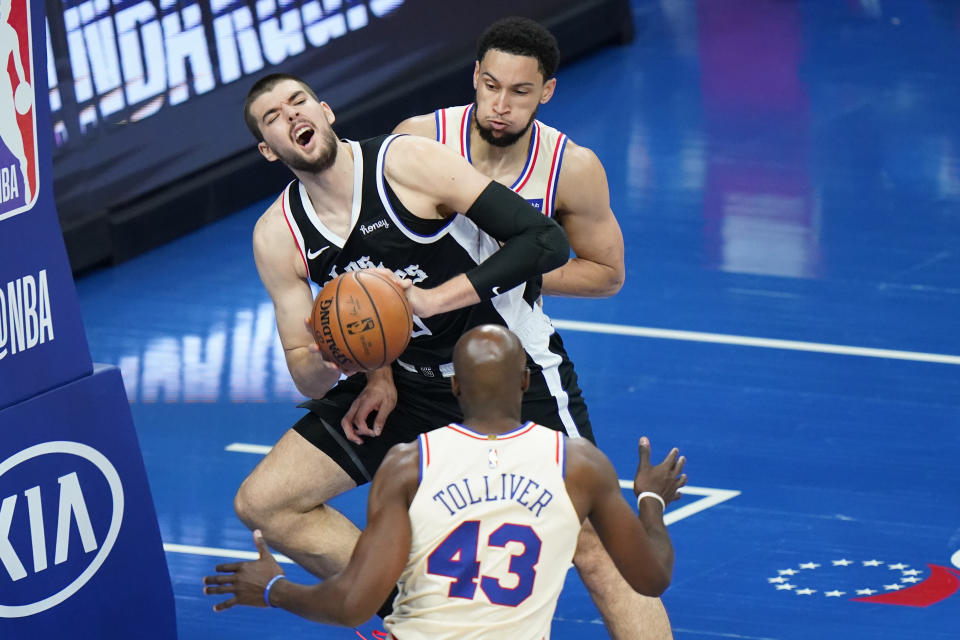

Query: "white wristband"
left=637, top=491, right=665, bottom=512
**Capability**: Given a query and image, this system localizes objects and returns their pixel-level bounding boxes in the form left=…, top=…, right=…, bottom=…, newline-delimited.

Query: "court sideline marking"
left=163, top=476, right=738, bottom=561
left=550, top=319, right=960, bottom=365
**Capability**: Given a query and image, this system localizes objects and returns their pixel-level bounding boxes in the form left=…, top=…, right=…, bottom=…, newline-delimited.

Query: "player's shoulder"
left=557, top=138, right=604, bottom=176
left=252, top=189, right=296, bottom=257
left=392, top=112, right=437, bottom=137
left=376, top=440, right=422, bottom=501
left=564, top=436, right=616, bottom=485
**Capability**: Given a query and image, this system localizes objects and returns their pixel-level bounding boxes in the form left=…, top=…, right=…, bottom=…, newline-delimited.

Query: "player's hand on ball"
left=303, top=317, right=361, bottom=377
left=634, top=437, right=687, bottom=506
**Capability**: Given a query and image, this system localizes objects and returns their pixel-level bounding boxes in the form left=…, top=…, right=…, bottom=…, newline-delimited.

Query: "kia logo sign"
left=0, top=441, right=124, bottom=617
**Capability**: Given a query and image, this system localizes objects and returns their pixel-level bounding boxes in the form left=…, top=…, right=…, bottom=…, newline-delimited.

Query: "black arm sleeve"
left=462, top=181, right=570, bottom=301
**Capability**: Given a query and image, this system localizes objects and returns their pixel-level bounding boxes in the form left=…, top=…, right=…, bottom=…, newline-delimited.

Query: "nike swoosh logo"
left=307, top=246, right=329, bottom=260
left=491, top=286, right=501, bottom=296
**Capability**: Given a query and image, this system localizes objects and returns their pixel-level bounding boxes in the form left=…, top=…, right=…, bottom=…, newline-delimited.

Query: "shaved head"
left=452, top=325, right=529, bottom=423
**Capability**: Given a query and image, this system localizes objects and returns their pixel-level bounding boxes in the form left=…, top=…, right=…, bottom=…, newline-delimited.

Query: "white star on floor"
left=887, top=563, right=908, bottom=570
left=776, top=584, right=796, bottom=590
left=778, top=568, right=798, bottom=576
left=799, top=562, right=821, bottom=570
left=902, top=569, right=921, bottom=576
left=884, top=583, right=904, bottom=591
left=832, top=559, right=853, bottom=566
left=856, top=588, right=878, bottom=595
left=768, top=576, right=788, bottom=584
left=863, top=560, right=883, bottom=566
left=795, top=588, right=816, bottom=595
left=825, top=590, right=846, bottom=597
left=901, top=576, right=921, bottom=584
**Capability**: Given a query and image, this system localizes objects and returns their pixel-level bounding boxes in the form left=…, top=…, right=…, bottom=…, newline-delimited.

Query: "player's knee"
left=233, top=477, right=271, bottom=530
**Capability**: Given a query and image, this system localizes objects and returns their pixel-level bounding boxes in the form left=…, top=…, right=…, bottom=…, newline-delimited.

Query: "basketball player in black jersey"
left=233, top=73, right=585, bottom=620
left=391, top=17, right=672, bottom=640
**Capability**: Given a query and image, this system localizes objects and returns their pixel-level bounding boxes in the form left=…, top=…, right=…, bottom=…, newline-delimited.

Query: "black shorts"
left=294, top=332, right=593, bottom=485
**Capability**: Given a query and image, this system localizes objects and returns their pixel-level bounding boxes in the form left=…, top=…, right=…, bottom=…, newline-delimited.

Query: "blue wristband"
left=263, top=574, right=285, bottom=607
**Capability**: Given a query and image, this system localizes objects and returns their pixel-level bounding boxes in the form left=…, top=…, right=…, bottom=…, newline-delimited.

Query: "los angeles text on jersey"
left=431, top=473, right=555, bottom=518
left=0, top=270, right=54, bottom=361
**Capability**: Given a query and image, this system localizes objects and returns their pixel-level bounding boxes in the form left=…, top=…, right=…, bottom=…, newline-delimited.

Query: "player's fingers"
left=212, top=596, right=238, bottom=612
left=638, top=437, right=651, bottom=465
left=674, top=455, right=686, bottom=474
left=661, top=447, right=679, bottom=467
left=203, top=575, right=233, bottom=586
left=214, top=563, right=240, bottom=573
left=203, top=584, right=234, bottom=595
left=340, top=423, right=363, bottom=445
left=372, top=411, right=388, bottom=437
left=253, top=529, right=272, bottom=560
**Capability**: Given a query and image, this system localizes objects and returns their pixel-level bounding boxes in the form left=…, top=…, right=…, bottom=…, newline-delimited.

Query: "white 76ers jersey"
left=385, top=423, right=580, bottom=640
left=434, top=104, right=569, bottom=217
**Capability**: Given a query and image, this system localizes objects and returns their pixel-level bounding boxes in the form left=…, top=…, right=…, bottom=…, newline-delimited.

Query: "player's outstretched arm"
left=253, top=200, right=345, bottom=397
left=543, top=143, right=625, bottom=298
left=565, top=437, right=686, bottom=596
left=203, top=441, right=418, bottom=625
left=383, top=136, right=570, bottom=317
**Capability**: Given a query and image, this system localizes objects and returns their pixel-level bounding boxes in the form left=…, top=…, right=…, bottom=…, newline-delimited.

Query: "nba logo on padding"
left=0, top=0, right=38, bottom=222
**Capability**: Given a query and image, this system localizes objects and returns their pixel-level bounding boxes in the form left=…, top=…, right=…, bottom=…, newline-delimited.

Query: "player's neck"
left=460, top=416, right=524, bottom=436
left=295, top=140, right=355, bottom=219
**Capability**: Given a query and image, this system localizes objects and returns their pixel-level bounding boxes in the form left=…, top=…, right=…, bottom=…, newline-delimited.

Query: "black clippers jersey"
left=280, top=135, right=558, bottom=375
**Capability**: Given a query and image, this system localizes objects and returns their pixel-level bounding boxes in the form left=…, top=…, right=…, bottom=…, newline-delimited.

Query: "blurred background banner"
left=42, top=0, right=635, bottom=270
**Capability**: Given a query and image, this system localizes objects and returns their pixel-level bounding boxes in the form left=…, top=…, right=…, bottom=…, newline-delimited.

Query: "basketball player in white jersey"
left=388, top=17, right=671, bottom=639
left=205, top=325, right=686, bottom=640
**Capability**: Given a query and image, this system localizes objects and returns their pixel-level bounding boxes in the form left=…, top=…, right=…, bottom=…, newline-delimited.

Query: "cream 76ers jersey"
left=434, top=104, right=569, bottom=217
left=385, top=423, right=581, bottom=640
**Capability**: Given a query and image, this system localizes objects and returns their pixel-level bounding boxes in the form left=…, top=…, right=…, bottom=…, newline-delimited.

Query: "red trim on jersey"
left=555, top=431, right=561, bottom=465
left=281, top=186, right=309, bottom=275
left=459, top=106, right=470, bottom=157
left=543, top=135, right=565, bottom=217
left=423, top=432, right=430, bottom=466
left=446, top=422, right=537, bottom=441
left=440, top=108, right=447, bottom=145
left=514, top=124, right=540, bottom=193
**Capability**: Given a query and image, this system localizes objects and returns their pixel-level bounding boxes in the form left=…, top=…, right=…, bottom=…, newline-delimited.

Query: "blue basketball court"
left=73, top=1, right=960, bottom=637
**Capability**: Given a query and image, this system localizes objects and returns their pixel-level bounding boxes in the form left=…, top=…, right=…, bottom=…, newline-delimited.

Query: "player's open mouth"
left=294, top=124, right=315, bottom=147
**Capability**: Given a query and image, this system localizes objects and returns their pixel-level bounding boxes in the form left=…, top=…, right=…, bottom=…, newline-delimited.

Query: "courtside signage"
left=0, top=0, right=39, bottom=222
left=0, top=441, right=124, bottom=617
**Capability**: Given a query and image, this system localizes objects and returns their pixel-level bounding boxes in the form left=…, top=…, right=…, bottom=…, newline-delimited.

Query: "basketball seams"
left=354, top=271, right=389, bottom=369
left=334, top=273, right=365, bottom=368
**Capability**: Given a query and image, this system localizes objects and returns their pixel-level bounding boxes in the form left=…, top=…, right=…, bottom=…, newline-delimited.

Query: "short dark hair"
left=243, top=73, right=319, bottom=142
left=476, top=17, right=560, bottom=80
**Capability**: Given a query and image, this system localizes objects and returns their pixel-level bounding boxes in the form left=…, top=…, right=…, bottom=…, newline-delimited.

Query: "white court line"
left=225, top=443, right=272, bottom=455
left=552, top=319, right=960, bottom=365
left=163, top=542, right=294, bottom=564
left=619, top=481, right=741, bottom=526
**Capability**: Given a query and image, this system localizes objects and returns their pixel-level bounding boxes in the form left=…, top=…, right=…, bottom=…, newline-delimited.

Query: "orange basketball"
left=310, top=271, right=413, bottom=371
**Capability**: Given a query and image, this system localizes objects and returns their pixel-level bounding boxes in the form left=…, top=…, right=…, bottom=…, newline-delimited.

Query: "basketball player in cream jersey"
left=390, top=17, right=671, bottom=640
left=205, top=325, right=687, bottom=640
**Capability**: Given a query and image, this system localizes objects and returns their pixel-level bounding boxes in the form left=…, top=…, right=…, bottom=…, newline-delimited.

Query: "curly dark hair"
left=243, top=73, right=320, bottom=142
left=476, top=17, right=560, bottom=80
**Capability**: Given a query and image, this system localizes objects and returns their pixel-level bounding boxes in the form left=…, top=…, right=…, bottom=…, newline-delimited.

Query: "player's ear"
left=451, top=376, right=461, bottom=397
left=473, top=61, right=480, bottom=90
left=540, top=78, right=556, bottom=105
left=321, top=101, right=336, bottom=125
left=258, top=141, right=278, bottom=162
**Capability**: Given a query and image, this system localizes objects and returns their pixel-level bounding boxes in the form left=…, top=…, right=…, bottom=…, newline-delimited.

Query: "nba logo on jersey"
left=0, top=0, right=38, bottom=222
left=526, top=198, right=544, bottom=211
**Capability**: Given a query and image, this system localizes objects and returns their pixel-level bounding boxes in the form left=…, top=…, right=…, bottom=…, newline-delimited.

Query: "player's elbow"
left=536, top=223, right=571, bottom=273
left=337, top=591, right=380, bottom=627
